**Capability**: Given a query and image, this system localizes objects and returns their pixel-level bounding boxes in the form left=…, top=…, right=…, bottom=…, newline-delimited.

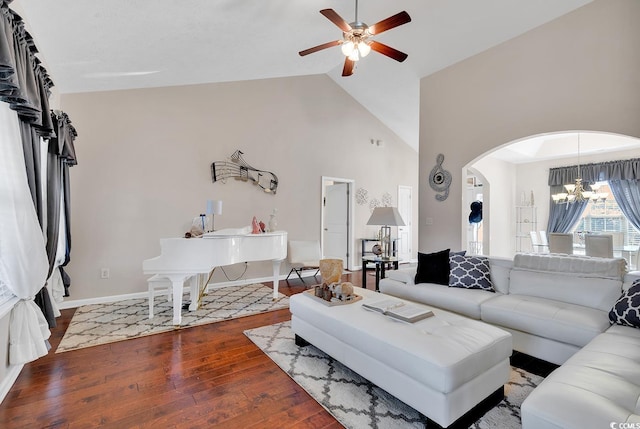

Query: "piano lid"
left=143, top=229, right=287, bottom=274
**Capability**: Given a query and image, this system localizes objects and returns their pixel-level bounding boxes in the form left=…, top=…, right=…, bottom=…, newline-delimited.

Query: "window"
left=572, top=182, right=640, bottom=248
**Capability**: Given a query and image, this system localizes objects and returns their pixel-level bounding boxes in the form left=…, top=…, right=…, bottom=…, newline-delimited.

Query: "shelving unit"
left=515, top=206, right=537, bottom=252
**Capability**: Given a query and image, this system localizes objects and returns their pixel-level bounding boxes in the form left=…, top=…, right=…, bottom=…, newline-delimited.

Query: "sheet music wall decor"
left=211, top=150, right=278, bottom=194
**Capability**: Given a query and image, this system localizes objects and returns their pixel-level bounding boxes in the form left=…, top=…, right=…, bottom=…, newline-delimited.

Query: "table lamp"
left=367, top=207, right=405, bottom=258
left=206, top=200, right=223, bottom=232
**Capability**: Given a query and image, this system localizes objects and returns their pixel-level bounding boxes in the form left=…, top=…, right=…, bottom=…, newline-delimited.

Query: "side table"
left=362, top=256, right=398, bottom=291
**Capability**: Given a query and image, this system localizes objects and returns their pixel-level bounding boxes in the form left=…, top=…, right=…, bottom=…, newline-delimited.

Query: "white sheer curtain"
left=0, top=102, right=51, bottom=364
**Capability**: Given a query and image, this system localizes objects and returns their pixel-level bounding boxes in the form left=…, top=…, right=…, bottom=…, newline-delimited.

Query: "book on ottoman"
left=362, top=298, right=434, bottom=323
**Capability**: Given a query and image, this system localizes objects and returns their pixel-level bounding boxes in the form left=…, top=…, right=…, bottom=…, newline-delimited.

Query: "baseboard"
left=0, top=363, right=23, bottom=405
left=58, top=273, right=294, bottom=310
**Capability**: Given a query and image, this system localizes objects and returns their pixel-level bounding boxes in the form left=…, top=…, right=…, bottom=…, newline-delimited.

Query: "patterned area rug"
left=57, top=283, right=289, bottom=353
left=245, top=321, right=543, bottom=429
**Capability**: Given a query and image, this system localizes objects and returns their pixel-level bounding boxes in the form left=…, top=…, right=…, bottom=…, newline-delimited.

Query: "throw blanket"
left=513, top=253, right=626, bottom=280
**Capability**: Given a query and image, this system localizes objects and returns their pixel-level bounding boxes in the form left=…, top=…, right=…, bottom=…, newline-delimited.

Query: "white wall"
left=61, top=74, right=419, bottom=302
left=418, top=0, right=640, bottom=254
left=470, top=157, right=516, bottom=257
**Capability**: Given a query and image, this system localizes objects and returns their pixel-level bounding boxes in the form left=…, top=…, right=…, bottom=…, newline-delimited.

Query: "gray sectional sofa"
left=379, top=252, right=640, bottom=429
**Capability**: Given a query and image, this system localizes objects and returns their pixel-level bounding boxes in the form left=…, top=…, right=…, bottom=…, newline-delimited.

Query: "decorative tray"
left=303, top=289, right=363, bottom=306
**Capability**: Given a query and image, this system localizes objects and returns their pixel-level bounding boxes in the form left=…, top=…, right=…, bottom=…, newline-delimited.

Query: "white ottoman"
left=290, top=287, right=512, bottom=428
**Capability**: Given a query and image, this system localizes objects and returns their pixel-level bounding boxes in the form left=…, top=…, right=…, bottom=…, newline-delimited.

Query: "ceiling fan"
left=299, top=0, right=411, bottom=77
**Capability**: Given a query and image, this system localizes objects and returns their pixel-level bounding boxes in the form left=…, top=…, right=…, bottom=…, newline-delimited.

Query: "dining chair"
left=539, top=231, right=549, bottom=250
left=529, top=231, right=541, bottom=253
left=585, top=234, right=614, bottom=258
left=548, top=233, right=573, bottom=254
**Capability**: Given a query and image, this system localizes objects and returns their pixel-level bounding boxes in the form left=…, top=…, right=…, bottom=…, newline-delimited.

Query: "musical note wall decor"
left=429, top=153, right=452, bottom=201
left=211, top=150, right=279, bottom=194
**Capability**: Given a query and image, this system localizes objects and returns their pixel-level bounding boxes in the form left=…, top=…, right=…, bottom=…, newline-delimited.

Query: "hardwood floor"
left=0, top=268, right=557, bottom=428
left=0, top=272, right=372, bottom=428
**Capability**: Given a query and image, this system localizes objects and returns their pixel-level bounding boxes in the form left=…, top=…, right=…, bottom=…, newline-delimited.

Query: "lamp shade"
left=206, top=200, right=223, bottom=215
left=367, top=207, right=405, bottom=227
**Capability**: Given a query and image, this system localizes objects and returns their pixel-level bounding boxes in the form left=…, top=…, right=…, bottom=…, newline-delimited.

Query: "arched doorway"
left=461, top=131, right=640, bottom=258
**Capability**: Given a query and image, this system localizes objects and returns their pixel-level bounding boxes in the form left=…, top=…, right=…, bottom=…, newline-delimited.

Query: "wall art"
left=429, top=153, right=452, bottom=201
left=355, top=188, right=369, bottom=205
left=211, top=150, right=278, bottom=194
left=369, top=198, right=381, bottom=212
left=381, top=192, right=393, bottom=207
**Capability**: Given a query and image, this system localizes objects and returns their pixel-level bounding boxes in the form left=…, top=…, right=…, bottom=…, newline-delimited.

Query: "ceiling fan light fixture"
left=341, top=41, right=355, bottom=56
left=358, top=41, right=371, bottom=57
left=299, top=2, right=411, bottom=76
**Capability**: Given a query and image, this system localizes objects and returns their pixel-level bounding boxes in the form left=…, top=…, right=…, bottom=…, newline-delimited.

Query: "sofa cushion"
left=509, top=269, right=622, bottom=312
left=624, top=271, right=640, bottom=291
left=385, top=267, right=415, bottom=285
left=481, top=294, right=610, bottom=348
left=609, top=279, right=640, bottom=328
left=380, top=279, right=497, bottom=320
left=415, top=249, right=450, bottom=286
left=449, top=254, right=494, bottom=291
left=521, top=328, right=640, bottom=428
left=510, top=253, right=625, bottom=312
left=513, top=253, right=627, bottom=279
left=488, top=257, right=512, bottom=294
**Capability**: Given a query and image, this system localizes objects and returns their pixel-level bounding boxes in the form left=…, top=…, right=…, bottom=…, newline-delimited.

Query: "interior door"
left=397, top=185, right=412, bottom=262
left=323, top=183, right=349, bottom=267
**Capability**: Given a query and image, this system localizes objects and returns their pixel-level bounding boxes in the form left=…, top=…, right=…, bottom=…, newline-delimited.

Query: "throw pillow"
left=449, top=254, right=494, bottom=291
left=450, top=250, right=467, bottom=256
left=415, top=249, right=451, bottom=286
left=609, top=280, right=640, bottom=328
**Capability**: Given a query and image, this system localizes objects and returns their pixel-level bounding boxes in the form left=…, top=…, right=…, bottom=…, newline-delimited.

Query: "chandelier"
left=552, top=134, right=608, bottom=204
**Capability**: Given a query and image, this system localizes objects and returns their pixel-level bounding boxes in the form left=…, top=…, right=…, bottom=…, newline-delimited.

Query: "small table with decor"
left=362, top=256, right=398, bottom=291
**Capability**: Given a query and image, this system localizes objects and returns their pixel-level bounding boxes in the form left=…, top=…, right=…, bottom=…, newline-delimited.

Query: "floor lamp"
left=367, top=207, right=405, bottom=258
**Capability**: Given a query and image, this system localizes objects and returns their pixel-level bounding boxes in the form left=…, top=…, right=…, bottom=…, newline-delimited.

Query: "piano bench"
left=148, top=274, right=173, bottom=319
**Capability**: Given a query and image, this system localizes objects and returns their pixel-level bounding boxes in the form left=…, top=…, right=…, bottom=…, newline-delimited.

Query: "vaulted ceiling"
left=15, top=0, right=593, bottom=151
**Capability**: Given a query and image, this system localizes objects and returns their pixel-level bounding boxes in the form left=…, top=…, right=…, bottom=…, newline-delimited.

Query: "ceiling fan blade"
left=320, top=9, right=352, bottom=33
left=368, top=11, right=411, bottom=35
left=370, top=41, right=408, bottom=62
left=299, top=40, right=342, bottom=57
left=342, top=58, right=355, bottom=77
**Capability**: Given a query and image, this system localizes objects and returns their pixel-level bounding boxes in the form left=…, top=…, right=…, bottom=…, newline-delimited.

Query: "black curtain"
left=49, top=112, right=78, bottom=297
left=1, top=1, right=77, bottom=326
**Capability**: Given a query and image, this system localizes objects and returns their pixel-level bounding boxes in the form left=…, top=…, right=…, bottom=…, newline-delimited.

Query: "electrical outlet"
left=425, top=217, right=434, bottom=225
left=100, top=268, right=110, bottom=279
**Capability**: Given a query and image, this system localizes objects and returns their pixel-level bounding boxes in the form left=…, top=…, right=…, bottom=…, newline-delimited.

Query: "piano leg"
left=188, top=276, right=200, bottom=311
left=272, top=259, right=283, bottom=300
left=167, top=274, right=188, bottom=325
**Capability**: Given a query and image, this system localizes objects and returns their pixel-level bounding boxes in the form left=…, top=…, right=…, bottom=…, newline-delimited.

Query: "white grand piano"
left=143, top=227, right=287, bottom=325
